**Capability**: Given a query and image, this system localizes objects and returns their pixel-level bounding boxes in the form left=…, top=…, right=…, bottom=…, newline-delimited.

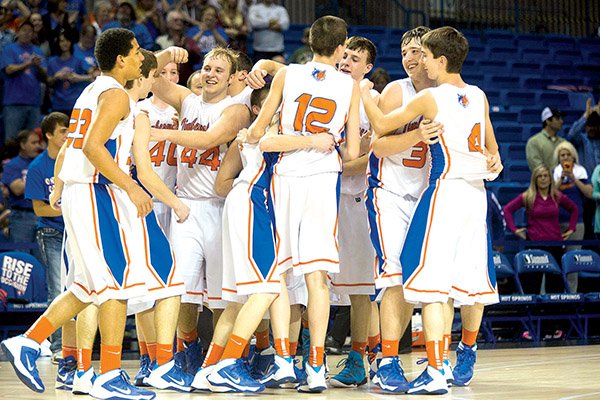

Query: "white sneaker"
left=89, top=369, right=156, bottom=400
left=191, top=365, right=215, bottom=391
left=260, top=355, right=296, bottom=388
left=145, top=359, right=193, bottom=392
left=297, top=363, right=327, bottom=393
left=443, top=359, right=454, bottom=387
left=407, top=365, right=448, bottom=395
left=72, top=366, right=96, bottom=395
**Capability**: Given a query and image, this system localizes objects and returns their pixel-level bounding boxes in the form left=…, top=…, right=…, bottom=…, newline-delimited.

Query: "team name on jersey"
left=181, top=117, right=209, bottom=131
left=154, top=118, right=178, bottom=130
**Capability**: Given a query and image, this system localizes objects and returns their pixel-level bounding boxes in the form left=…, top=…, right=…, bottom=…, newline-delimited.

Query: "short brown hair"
left=346, top=36, right=377, bottom=65
left=203, top=47, right=236, bottom=75
left=422, top=26, right=468, bottom=74
left=41, top=112, right=69, bottom=139
left=401, top=26, right=431, bottom=48
left=124, top=48, right=157, bottom=89
left=309, top=16, right=347, bottom=57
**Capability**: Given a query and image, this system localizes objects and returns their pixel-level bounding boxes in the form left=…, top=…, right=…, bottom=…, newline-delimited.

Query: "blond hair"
left=523, top=165, right=558, bottom=210
left=203, top=47, right=236, bottom=76
left=552, top=141, right=579, bottom=167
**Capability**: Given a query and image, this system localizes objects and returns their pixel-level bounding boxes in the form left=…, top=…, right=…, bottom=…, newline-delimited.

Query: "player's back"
left=428, top=83, right=496, bottom=182
left=275, top=61, right=353, bottom=177
left=60, top=76, right=135, bottom=185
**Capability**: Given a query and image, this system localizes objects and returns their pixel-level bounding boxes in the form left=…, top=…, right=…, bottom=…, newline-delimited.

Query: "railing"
left=286, top=0, right=600, bottom=37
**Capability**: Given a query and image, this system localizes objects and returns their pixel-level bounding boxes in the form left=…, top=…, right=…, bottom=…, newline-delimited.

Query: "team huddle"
left=1, top=15, right=503, bottom=400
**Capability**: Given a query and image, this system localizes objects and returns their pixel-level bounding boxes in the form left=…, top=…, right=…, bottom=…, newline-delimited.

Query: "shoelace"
left=454, top=349, right=475, bottom=375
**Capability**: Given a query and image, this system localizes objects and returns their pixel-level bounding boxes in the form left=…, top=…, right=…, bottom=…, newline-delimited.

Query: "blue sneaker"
left=330, top=350, right=367, bottom=388
left=301, top=327, right=310, bottom=364
left=407, top=365, right=448, bottom=395
left=207, top=358, right=265, bottom=393
left=249, top=346, right=275, bottom=380
left=372, top=356, right=409, bottom=392
left=55, top=355, right=77, bottom=390
left=72, top=366, right=96, bottom=395
left=134, top=354, right=152, bottom=386
left=90, top=369, right=156, bottom=399
left=1, top=335, right=45, bottom=392
left=368, top=343, right=381, bottom=379
left=260, top=354, right=296, bottom=388
left=451, top=342, right=476, bottom=386
left=173, top=351, right=186, bottom=372
left=145, top=359, right=193, bottom=392
left=183, top=340, right=202, bottom=375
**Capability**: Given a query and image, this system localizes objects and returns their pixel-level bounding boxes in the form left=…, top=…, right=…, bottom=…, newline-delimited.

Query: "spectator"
left=220, top=0, right=248, bottom=52
left=65, top=0, right=86, bottom=25
left=24, top=112, right=68, bottom=356
left=526, top=107, right=565, bottom=171
left=155, top=10, right=202, bottom=84
left=42, top=0, right=79, bottom=56
left=503, top=165, right=578, bottom=293
left=566, top=98, right=600, bottom=179
left=186, top=69, right=202, bottom=95
left=88, top=0, right=113, bottom=36
left=29, top=12, right=50, bottom=55
left=174, top=0, right=220, bottom=25
left=188, top=5, right=228, bottom=56
left=47, top=30, right=93, bottom=115
left=1, top=0, right=31, bottom=26
left=0, top=4, right=16, bottom=57
left=247, top=0, right=289, bottom=62
left=1, top=20, right=47, bottom=142
left=592, top=164, right=600, bottom=239
left=1, top=129, right=42, bottom=248
left=370, top=66, right=391, bottom=93
left=26, top=0, right=47, bottom=16
left=73, top=22, right=97, bottom=69
left=288, top=27, right=312, bottom=64
left=103, top=2, right=154, bottom=50
left=237, top=0, right=256, bottom=19
left=136, top=0, right=166, bottom=41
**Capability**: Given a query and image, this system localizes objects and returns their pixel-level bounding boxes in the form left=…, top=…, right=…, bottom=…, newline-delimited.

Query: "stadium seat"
left=543, top=63, right=573, bottom=79
left=521, top=77, right=553, bottom=90
left=486, top=75, right=519, bottom=90
left=553, top=49, right=582, bottom=64
left=387, top=28, right=407, bottom=42
left=505, top=143, right=526, bottom=160
left=561, top=250, right=600, bottom=294
left=505, top=162, right=530, bottom=182
left=501, top=90, right=536, bottom=107
left=466, top=45, right=487, bottom=61
left=510, top=62, right=542, bottom=76
left=545, top=35, right=579, bottom=52
left=515, top=34, right=546, bottom=49
left=537, top=91, right=570, bottom=108
left=350, top=26, right=388, bottom=44
left=462, top=73, right=485, bottom=88
left=494, top=123, right=523, bottom=143
left=513, top=249, right=563, bottom=295
left=520, top=47, right=553, bottom=63
left=490, top=110, right=518, bottom=123
left=478, top=60, right=509, bottom=74
left=487, top=47, right=517, bottom=62
left=519, top=108, right=542, bottom=124
left=485, top=30, right=515, bottom=48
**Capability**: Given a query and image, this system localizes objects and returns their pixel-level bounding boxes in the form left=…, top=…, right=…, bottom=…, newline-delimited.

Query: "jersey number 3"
left=293, top=94, right=337, bottom=134
left=66, top=108, right=92, bottom=149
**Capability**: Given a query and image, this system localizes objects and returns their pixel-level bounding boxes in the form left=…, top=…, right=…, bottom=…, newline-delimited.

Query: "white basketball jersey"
left=367, top=78, right=430, bottom=198
left=274, top=62, right=354, bottom=177
left=234, top=142, right=269, bottom=190
left=230, top=85, right=253, bottom=108
left=176, top=93, right=235, bottom=199
left=137, top=98, right=179, bottom=194
left=60, top=76, right=135, bottom=185
left=428, top=83, right=498, bottom=181
left=340, top=90, right=377, bottom=195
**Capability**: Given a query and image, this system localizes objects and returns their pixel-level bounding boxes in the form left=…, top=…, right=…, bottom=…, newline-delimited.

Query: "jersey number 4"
left=293, top=94, right=337, bottom=134
left=180, top=147, right=220, bottom=170
left=468, top=123, right=483, bottom=153
left=66, top=108, right=92, bottom=149
left=149, top=141, right=177, bottom=167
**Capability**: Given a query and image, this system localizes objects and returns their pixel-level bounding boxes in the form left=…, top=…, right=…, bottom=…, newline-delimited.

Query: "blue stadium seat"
left=485, top=30, right=515, bottom=48
left=505, top=161, right=531, bottom=182
left=490, top=110, right=518, bottom=123
left=466, top=45, right=487, bottom=61
left=553, top=77, right=586, bottom=86
left=486, top=75, right=519, bottom=89
left=350, top=26, right=388, bottom=44
left=561, top=250, right=600, bottom=293
left=553, top=49, right=582, bottom=64
left=286, top=24, right=308, bottom=41
left=578, top=38, right=600, bottom=53
left=521, top=77, right=553, bottom=90
left=387, top=28, right=407, bottom=42
left=478, top=60, right=509, bottom=74
left=494, top=183, right=528, bottom=205
left=487, top=47, right=517, bottom=62
left=515, top=34, right=546, bottom=49
left=582, top=51, right=600, bottom=63
left=505, top=143, right=526, bottom=160
left=510, top=62, right=542, bottom=76
left=461, top=59, right=478, bottom=75
left=545, top=35, right=579, bottom=52
left=520, top=47, right=553, bottom=63
left=537, top=91, right=570, bottom=108
left=382, top=41, right=402, bottom=56
left=462, top=73, right=485, bottom=87
left=386, top=68, right=407, bottom=81
left=514, top=249, right=563, bottom=294
left=574, top=62, right=600, bottom=77
left=493, top=251, right=517, bottom=280
left=501, top=90, right=536, bottom=107
left=523, top=124, right=540, bottom=139
left=377, top=55, right=402, bottom=71
left=494, top=123, right=523, bottom=143
left=543, top=63, right=573, bottom=79
left=519, top=108, right=542, bottom=124
left=464, top=31, right=483, bottom=47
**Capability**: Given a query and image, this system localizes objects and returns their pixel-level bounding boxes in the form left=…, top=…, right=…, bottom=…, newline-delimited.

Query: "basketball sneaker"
left=191, top=364, right=215, bottom=391
left=55, top=355, right=76, bottom=390
left=1, top=335, right=45, bottom=392
left=145, top=358, right=193, bottom=392
left=297, top=363, right=327, bottom=393
left=183, top=340, right=202, bottom=375
left=260, top=354, right=296, bottom=388
left=134, top=354, right=151, bottom=386
left=367, top=343, right=382, bottom=380
left=89, top=369, right=156, bottom=400
left=443, top=359, right=454, bottom=387
left=248, top=346, right=275, bottom=379
left=451, top=342, right=476, bottom=386
left=207, top=358, right=265, bottom=393
left=330, top=350, right=367, bottom=388
left=406, top=365, right=448, bottom=395
left=72, top=366, right=96, bottom=395
left=372, top=356, right=409, bottom=392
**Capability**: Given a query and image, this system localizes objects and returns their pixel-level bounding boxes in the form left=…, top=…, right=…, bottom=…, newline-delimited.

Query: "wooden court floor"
left=1, top=345, right=599, bottom=399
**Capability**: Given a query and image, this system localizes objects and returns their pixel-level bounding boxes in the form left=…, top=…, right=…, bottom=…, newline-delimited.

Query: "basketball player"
left=360, top=26, right=502, bottom=395
left=228, top=51, right=253, bottom=107
left=1, top=28, right=158, bottom=400
left=242, top=15, right=361, bottom=392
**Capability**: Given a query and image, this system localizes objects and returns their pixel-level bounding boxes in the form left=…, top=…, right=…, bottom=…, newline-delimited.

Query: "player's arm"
left=246, top=68, right=286, bottom=143
left=214, top=141, right=243, bottom=197
left=83, top=89, right=152, bottom=217
left=246, top=59, right=285, bottom=89
left=338, top=81, right=361, bottom=161
left=131, top=113, right=190, bottom=222
left=152, top=47, right=191, bottom=113
left=48, top=142, right=67, bottom=210
left=153, top=104, right=252, bottom=149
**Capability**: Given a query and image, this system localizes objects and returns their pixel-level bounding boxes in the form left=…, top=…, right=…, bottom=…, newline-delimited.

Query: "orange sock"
left=78, top=348, right=92, bottom=371
left=180, top=329, right=198, bottom=344
left=381, top=339, right=399, bottom=358
left=242, top=343, right=250, bottom=358
left=461, top=328, right=478, bottom=347
left=274, top=338, right=290, bottom=357
left=100, top=344, right=122, bottom=374
left=351, top=341, right=367, bottom=355
left=255, top=330, right=270, bottom=351
left=443, top=334, right=451, bottom=360
left=425, top=340, right=443, bottom=370
left=368, top=334, right=380, bottom=351
left=156, top=343, right=172, bottom=366
left=147, top=342, right=157, bottom=361
left=301, top=319, right=309, bottom=329
left=176, top=337, right=184, bottom=353
left=309, top=346, right=324, bottom=367
left=62, top=345, right=77, bottom=360
left=221, top=334, right=248, bottom=360
left=24, top=316, right=55, bottom=345
left=289, top=342, right=298, bottom=356
left=139, top=341, right=148, bottom=356
left=202, top=342, right=225, bottom=368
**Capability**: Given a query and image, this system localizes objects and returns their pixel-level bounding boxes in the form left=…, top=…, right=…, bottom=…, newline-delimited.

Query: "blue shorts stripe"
left=250, top=185, right=276, bottom=277
left=145, top=211, right=174, bottom=283
left=486, top=225, right=497, bottom=288
left=365, top=187, right=386, bottom=276
left=93, top=185, right=127, bottom=286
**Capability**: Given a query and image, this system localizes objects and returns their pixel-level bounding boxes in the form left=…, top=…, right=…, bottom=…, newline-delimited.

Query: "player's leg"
left=451, top=303, right=483, bottom=387
left=134, top=310, right=155, bottom=386
left=55, top=319, right=77, bottom=391
left=73, top=304, right=99, bottom=395
left=442, top=299, right=455, bottom=386
left=367, top=301, right=381, bottom=376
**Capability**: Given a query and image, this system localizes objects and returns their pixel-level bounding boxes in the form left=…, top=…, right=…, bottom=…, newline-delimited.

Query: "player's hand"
left=49, top=188, right=62, bottom=210
left=236, top=128, right=250, bottom=142
left=562, top=229, right=574, bottom=240
left=485, top=149, right=503, bottom=174
left=126, top=184, right=153, bottom=218
left=359, top=78, right=374, bottom=94
left=246, top=69, right=268, bottom=89
left=417, top=119, right=442, bottom=144
left=359, top=130, right=372, bottom=156
left=174, top=201, right=190, bottom=223
left=150, top=128, right=169, bottom=142
left=515, top=227, right=527, bottom=240
left=168, top=46, right=188, bottom=64
left=311, top=132, right=336, bottom=153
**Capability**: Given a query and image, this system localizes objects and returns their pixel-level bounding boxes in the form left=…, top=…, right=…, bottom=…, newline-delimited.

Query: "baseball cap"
left=541, top=107, right=562, bottom=122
